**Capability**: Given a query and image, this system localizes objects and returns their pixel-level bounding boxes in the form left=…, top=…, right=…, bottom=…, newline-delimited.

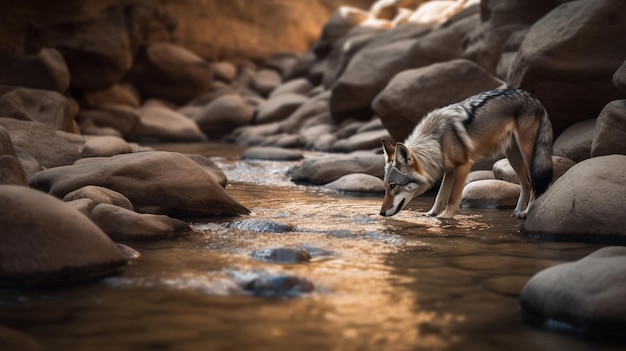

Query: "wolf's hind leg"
left=506, top=138, right=531, bottom=217
left=438, top=163, right=470, bottom=219
left=427, top=170, right=454, bottom=216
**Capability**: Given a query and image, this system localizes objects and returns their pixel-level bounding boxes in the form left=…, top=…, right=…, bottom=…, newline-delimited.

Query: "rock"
left=289, top=152, right=385, bottom=185
left=332, top=128, right=392, bottom=152
left=0, top=185, right=127, bottom=287
left=129, top=105, right=207, bottom=142
left=212, top=61, right=237, bottom=82
left=324, top=173, right=384, bottom=193
left=330, top=13, right=479, bottom=123
left=300, top=123, right=335, bottom=149
left=64, top=198, right=96, bottom=217
left=0, top=48, right=70, bottom=93
left=462, top=0, right=562, bottom=74
left=280, top=90, right=332, bottom=132
left=460, top=179, right=520, bottom=209
left=373, top=58, right=503, bottom=141
left=81, top=135, right=132, bottom=158
left=77, top=105, right=141, bottom=137
left=250, top=69, right=282, bottom=97
left=243, top=274, right=314, bottom=298
left=91, top=203, right=193, bottom=240
left=29, top=151, right=250, bottom=218
left=520, top=246, right=626, bottom=337
left=226, top=219, right=294, bottom=233
left=614, top=60, right=626, bottom=94
left=254, top=93, right=308, bottom=125
left=0, top=86, right=75, bottom=133
left=250, top=247, right=312, bottom=264
left=79, top=84, right=141, bottom=109
left=0, top=118, right=82, bottom=170
left=241, top=146, right=304, bottom=161
left=63, top=185, right=134, bottom=211
left=0, top=126, right=27, bottom=186
left=268, top=78, right=314, bottom=99
left=591, top=100, right=626, bottom=157
left=522, top=155, right=626, bottom=241
left=192, top=94, right=254, bottom=139
left=187, top=81, right=239, bottom=107
left=126, top=42, right=213, bottom=105
left=553, top=119, right=595, bottom=162
left=507, top=0, right=626, bottom=134
left=551, top=156, right=575, bottom=181
left=184, top=154, right=228, bottom=187
left=264, top=52, right=299, bottom=78
left=465, top=170, right=495, bottom=184
left=493, top=156, right=576, bottom=185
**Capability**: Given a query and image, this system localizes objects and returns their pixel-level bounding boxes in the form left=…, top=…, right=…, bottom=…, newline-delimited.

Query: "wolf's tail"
left=530, top=105, right=553, bottom=200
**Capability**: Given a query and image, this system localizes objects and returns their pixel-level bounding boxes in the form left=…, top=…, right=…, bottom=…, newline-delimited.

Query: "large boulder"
left=520, top=246, right=626, bottom=338
left=507, top=0, right=626, bottom=134
left=129, top=104, right=207, bottom=142
left=192, top=94, right=255, bottom=139
left=373, top=59, right=503, bottom=141
left=126, top=42, right=214, bottom=105
left=29, top=151, right=249, bottom=218
left=591, top=100, right=626, bottom=157
left=522, top=155, right=626, bottom=242
left=0, top=86, right=75, bottom=133
left=330, top=11, right=479, bottom=123
left=0, top=48, right=70, bottom=93
left=0, top=185, right=128, bottom=287
left=552, top=119, right=595, bottom=162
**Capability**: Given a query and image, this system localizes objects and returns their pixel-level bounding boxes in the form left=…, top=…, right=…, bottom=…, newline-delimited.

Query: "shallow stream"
left=1, top=143, right=622, bottom=350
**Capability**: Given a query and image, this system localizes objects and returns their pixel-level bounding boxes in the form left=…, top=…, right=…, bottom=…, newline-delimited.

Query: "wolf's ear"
left=381, top=138, right=396, bottom=163
left=395, top=142, right=413, bottom=167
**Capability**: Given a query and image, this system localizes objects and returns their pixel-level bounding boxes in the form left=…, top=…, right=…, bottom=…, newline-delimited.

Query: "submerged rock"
left=250, top=247, right=312, bottom=263
left=0, top=185, right=127, bottom=287
left=243, top=274, right=314, bottom=298
left=521, top=246, right=626, bottom=338
left=226, top=218, right=294, bottom=233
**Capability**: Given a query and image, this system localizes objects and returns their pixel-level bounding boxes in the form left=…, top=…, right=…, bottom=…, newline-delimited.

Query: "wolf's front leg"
left=427, top=171, right=454, bottom=216
left=438, top=164, right=470, bottom=218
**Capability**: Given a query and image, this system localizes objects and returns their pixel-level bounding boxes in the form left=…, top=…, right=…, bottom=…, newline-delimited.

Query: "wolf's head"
left=379, top=139, right=430, bottom=216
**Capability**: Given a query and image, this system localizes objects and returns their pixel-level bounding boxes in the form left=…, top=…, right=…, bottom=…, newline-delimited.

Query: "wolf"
left=379, top=88, right=553, bottom=219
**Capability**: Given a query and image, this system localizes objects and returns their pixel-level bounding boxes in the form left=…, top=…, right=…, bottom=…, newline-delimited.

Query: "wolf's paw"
left=513, top=210, right=528, bottom=219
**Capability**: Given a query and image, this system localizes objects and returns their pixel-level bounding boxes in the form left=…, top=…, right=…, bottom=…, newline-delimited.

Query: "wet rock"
left=250, top=247, right=312, bottom=263
left=0, top=185, right=128, bottom=287
left=92, top=203, right=194, bottom=240
left=330, top=13, right=479, bottom=124
left=0, top=118, right=82, bottom=170
left=288, top=152, right=385, bottom=185
left=332, top=128, right=392, bottom=152
left=250, top=69, right=282, bottom=97
left=78, top=105, right=141, bottom=137
left=243, top=274, right=314, bottom=298
left=591, top=100, right=626, bottom=157
left=0, top=48, right=70, bottom=93
left=63, top=185, right=134, bottom=211
left=81, top=135, right=132, bottom=158
left=460, top=179, right=520, bottom=209
left=521, top=246, right=626, bottom=338
left=523, top=155, right=626, bottom=241
left=373, top=59, right=503, bottom=141
left=226, top=218, right=294, bottom=233
left=185, top=154, right=228, bottom=187
left=241, top=146, right=303, bottom=161
left=324, top=173, right=384, bottom=194
left=0, top=86, right=75, bottom=132
left=130, top=104, right=207, bottom=142
left=116, top=244, right=141, bottom=260
left=507, top=0, right=626, bottom=134
left=29, top=151, right=250, bottom=218
left=254, top=93, right=308, bottom=125
left=80, top=84, right=141, bottom=109
left=126, top=42, right=213, bottom=105
left=268, top=78, right=314, bottom=99
left=193, top=94, right=254, bottom=139
left=553, top=119, right=595, bottom=162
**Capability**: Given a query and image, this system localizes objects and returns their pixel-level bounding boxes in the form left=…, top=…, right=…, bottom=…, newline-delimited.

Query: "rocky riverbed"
left=1, top=0, right=626, bottom=348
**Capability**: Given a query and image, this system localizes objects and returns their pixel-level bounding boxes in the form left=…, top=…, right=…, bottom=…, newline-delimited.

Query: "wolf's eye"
left=389, top=184, right=396, bottom=190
